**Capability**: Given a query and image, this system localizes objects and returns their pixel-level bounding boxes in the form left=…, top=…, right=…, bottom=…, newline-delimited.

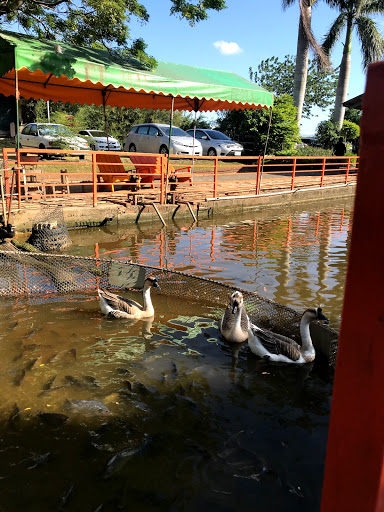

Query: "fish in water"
left=63, top=399, right=111, bottom=416
left=103, top=434, right=151, bottom=479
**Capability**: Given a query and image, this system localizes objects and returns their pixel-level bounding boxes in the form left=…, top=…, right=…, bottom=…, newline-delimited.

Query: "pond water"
left=0, top=197, right=353, bottom=511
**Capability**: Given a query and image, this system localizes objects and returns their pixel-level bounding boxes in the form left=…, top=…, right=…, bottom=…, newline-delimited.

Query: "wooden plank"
left=320, top=62, right=384, bottom=512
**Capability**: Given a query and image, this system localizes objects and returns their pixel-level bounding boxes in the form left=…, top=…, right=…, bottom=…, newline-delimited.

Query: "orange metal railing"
left=1, top=148, right=359, bottom=211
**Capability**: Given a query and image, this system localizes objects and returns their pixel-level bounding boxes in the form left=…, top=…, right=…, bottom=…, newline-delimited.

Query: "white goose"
left=248, top=307, right=329, bottom=364
left=98, top=276, right=160, bottom=319
left=219, top=291, right=250, bottom=343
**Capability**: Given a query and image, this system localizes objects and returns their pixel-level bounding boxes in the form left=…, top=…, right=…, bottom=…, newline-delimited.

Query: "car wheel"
left=129, top=144, right=136, bottom=152
left=79, top=155, right=85, bottom=160
left=208, top=148, right=217, bottom=157
left=159, top=145, right=168, bottom=155
left=39, top=143, right=48, bottom=160
left=90, top=143, right=96, bottom=151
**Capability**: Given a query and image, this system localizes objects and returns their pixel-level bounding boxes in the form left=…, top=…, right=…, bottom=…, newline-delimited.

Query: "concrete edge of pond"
left=10, top=182, right=356, bottom=232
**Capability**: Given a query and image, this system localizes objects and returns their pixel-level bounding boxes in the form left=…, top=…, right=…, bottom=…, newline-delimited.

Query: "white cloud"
left=213, top=40, right=243, bottom=55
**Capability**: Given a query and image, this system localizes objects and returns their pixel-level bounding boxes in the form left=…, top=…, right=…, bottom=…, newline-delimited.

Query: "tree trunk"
left=293, top=3, right=311, bottom=127
left=332, top=18, right=353, bottom=131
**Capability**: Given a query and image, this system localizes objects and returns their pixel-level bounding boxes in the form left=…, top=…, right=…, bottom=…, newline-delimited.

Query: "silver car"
left=123, top=123, right=202, bottom=156
left=78, top=130, right=121, bottom=151
left=19, top=123, right=89, bottom=158
left=186, top=129, right=243, bottom=157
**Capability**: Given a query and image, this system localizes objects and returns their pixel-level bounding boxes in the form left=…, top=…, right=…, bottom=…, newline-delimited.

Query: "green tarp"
left=0, top=30, right=273, bottom=111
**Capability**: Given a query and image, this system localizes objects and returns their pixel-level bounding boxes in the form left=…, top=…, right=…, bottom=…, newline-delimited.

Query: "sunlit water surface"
left=0, top=198, right=353, bottom=511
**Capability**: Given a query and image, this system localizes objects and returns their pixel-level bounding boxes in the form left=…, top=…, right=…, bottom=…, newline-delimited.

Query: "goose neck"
left=142, top=287, right=154, bottom=315
left=300, top=314, right=313, bottom=350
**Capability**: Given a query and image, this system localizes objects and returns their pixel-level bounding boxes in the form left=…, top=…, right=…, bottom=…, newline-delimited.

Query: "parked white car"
left=186, top=129, right=243, bottom=157
left=123, top=123, right=202, bottom=156
left=78, top=129, right=121, bottom=151
left=20, top=123, right=89, bottom=158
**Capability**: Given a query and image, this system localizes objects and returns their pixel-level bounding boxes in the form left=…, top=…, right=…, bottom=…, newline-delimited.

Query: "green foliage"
left=218, top=95, right=300, bottom=156
left=294, top=146, right=333, bottom=157
left=249, top=55, right=338, bottom=118
left=1, top=0, right=226, bottom=67
left=315, top=120, right=339, bottom=149
left=20, top=100, right=198, bottom=144
left=340, top=120, right=360, bottom=142
left=344, top=108, right=361, bottom=125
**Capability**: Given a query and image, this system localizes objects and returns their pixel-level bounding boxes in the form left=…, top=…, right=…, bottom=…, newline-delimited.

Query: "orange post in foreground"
left=320, top=63, right=384, bottom=512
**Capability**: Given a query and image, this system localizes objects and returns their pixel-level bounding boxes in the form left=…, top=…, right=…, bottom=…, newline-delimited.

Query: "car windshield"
left=38, top=125, right=76, bottom=137
left=161, top=127, right=191, bottom=137
left=205, top=130, right=231, bottom=140
left=88, top=131, right=107, bottom=137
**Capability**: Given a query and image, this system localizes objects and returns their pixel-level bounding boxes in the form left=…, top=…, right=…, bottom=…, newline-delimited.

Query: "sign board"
left=108, top=263, right=146, bottom=289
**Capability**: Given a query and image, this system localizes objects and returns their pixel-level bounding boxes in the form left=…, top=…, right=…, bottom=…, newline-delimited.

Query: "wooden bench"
left=96, top=153, right=136, bottom=192
left=19, top=154, right=46, bottom=198
left=129, top=154, right=192, bottom=189
left=96, top=153, right=193, bottom=192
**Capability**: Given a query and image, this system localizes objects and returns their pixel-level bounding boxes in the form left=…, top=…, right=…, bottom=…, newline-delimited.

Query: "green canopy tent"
left=0, top=30, right=273, bottom=113
left=0, top=30, right=274, bottom=182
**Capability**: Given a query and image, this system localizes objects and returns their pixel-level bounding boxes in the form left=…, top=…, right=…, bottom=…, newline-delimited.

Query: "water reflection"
left=70, top=198, right=352, bottom=328
left=0, top=198, right=351, bottom=511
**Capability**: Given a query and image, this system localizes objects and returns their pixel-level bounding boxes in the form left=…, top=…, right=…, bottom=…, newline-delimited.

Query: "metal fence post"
left=291, top=157, right=297, bottom=190
left=160, top=155, right=165, bottom=204
left=92, top=152, right=97, bottom=207
left=345, top=157, right=351, bottom=184
left=213, top=157, right=218, bottom=197
left=16, top=149, right=21, bottom=209
left=256, top=156, right=261, bottom=194
left=320, top=158, right=326, bottom=187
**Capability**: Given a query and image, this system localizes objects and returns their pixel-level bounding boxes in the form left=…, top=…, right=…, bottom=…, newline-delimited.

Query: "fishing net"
left=26, top=205, right=72, bottom=251
left=0, top=248, right=338, bottom=364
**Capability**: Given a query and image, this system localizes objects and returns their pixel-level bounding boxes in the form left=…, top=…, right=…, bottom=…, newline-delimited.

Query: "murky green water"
left=0, top=197, right=353, bottom=511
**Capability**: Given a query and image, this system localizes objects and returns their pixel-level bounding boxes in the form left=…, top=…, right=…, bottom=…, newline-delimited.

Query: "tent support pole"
left=259, top=106, right=273, bottom=194
left=192, top=98, right=200, bottom=173
left=102, top=90, right=110, bottom=151
left=165, top=96, right=174, bottom=203
left=15, top=69, right=20, bottom=151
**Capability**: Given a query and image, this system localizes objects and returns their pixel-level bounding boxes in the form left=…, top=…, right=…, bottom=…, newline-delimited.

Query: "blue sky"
left=128, top=0, right=383, bottom=135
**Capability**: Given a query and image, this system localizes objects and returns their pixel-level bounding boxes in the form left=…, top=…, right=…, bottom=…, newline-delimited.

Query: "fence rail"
left=1, top=148, right=359, bottom=210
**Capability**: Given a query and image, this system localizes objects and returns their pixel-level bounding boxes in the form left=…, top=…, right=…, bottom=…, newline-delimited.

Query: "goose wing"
left=250, top=325, right=301, bottom=361
left=99, top=289, right=143, bottom=314
left=219, top=306, right=232, bottom=332
left=240, top=308, right=250, bottom=331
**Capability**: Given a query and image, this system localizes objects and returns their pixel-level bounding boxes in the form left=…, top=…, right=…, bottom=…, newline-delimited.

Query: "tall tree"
left=0, top=1, right=226, bottom=66
left=249, top=54, right=338, bottom=118
left=322, top=0, right=384, bottom=129
left=218, top=95, right=300, bottom=156
left=283, top=0, right=330, bottom=126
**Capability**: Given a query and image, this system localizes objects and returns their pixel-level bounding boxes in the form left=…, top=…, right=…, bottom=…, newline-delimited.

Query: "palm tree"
left=323, top=0, right=384, bottom=130
left=283, top=0, right=330, bottom=126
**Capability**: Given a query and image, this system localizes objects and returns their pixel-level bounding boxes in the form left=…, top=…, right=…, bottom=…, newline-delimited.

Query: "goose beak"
left=317, top=309, right=329, bottom=324
left=232, top=300, right=239, bottom=314
left=153, top=280, right=160, bottom=290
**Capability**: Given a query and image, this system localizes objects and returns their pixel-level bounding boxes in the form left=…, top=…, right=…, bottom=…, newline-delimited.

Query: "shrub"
left=341, top=120, right=360, bottom=142
left=315, top=120, right=339, bottom=149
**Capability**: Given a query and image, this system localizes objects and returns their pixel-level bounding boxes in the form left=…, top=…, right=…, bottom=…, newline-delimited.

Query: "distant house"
left=0, top=94, right=16, bottom=137
left=343, top=94, right=363, bottom=110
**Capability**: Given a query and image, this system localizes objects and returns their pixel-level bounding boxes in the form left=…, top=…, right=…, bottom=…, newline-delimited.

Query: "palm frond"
left=361, top=0, right=384, bottom=15
left=299, top=0, right=331, bottom=68
left=282, top=0, right=296, bottom=9
left=322, top=12, right=348, bottom=55
left=355, top=15, right=384, bottom=69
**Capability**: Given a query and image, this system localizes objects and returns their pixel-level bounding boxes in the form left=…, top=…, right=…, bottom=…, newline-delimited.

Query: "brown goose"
left=248, top=307, right=329, bottom=364
left=219, top=291, right=250, bottom=343
left=98, top=276, right=160, bottom=319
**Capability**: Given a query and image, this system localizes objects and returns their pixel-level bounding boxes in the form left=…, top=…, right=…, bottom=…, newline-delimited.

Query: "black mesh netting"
left=26, top=205, right=72, bottom=251
left=0, top=249, right=338, bottom=365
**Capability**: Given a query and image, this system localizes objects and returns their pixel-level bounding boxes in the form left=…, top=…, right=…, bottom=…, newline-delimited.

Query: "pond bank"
left=10, top=181, right=356, bottom=232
